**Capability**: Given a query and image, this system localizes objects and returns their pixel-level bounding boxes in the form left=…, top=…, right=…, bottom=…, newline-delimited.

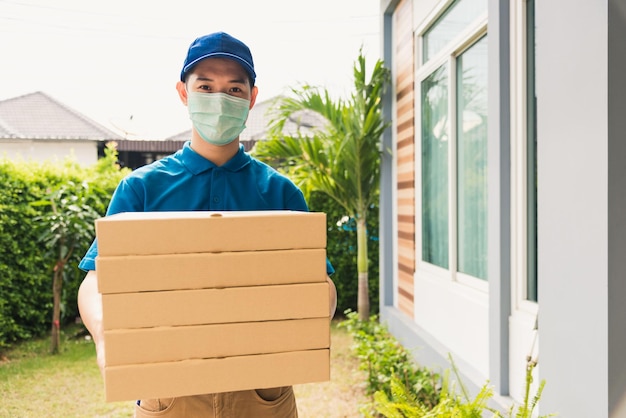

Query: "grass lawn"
left=0, top=321, right=366, bottom=418
left=0, top=326, right=134, bottom=417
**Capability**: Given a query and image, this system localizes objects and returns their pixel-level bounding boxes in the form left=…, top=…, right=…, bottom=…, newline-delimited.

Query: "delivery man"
left=77, top=31, right=337, bottom=417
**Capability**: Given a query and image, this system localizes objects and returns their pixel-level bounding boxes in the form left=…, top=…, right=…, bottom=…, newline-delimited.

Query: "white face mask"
left=187, top=92, right=250, bottom=146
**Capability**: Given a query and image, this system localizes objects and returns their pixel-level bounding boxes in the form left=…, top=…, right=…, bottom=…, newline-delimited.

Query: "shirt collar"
left=180, top=142, right=251, bottom=175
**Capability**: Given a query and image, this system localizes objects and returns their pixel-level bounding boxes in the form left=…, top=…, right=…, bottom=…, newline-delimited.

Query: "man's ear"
left=176, top=81, right=188, bottom=105
left=249, top=86, right=258, bottom=109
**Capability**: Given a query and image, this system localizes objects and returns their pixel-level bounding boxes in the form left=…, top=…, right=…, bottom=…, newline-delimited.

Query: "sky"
left=0, top=0, right=381, bottom=139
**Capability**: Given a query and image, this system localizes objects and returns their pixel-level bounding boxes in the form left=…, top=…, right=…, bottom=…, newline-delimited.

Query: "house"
left=0, top=91, right=190, bottom=170
left=378, top=0, right=625, bottom=417
left=0, top=91, right=122, bottom=165
left=112, top=139, right=187, bottom=170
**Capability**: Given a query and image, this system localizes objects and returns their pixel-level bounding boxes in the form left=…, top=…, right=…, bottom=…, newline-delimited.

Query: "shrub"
left=339, top=309, right=440, bottom=414
left=308, top=192, right=380, bottom=315
left=374, top=369, right=493, bottom=418
left=374, top=357, right=553, bottom=417
left=0, top=145, right=128, bottom=351
left=342, top=311, right=556, bottom=417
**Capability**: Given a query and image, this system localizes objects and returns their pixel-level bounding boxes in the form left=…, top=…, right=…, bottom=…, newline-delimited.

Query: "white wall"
left=0, top=140, right=98, bottom=165
left=537, top=0, right=610, bottom=416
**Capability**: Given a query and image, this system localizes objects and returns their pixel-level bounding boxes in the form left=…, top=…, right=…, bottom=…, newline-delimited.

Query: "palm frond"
left=254, top=49, right=390, bottom=217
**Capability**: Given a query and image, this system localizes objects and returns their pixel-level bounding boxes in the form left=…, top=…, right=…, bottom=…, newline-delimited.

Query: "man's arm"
left=327, top=276, right=337, bottom=319
left=77, top=270, right=105, bottom=375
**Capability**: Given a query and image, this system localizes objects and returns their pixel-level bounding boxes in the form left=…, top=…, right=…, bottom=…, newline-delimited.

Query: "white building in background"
left=0, top=91, right=121, bottom=165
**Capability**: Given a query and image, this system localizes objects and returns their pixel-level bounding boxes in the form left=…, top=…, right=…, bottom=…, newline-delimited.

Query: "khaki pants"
left=134, top=387, right=298, bottom=418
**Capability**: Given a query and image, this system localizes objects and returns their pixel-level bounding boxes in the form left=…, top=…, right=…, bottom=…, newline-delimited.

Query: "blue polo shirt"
left=79, top=142, right=334, bottom=274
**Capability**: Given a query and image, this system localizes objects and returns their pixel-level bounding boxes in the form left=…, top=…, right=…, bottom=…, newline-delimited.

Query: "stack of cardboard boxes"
left=95, top=210, right=330, bottom=402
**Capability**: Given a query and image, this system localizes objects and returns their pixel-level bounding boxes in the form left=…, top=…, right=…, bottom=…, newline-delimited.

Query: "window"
left=509, top=0, right=539, bottom=398
left=456, top=36, right=488, bottom=280
left=526, top=0, right=537, bottom=302
left=422, top=0, right=489, bottom=62
left=421, top=64, right=449, bottom=269
left=418, top=0, right=488, bottom=283
left=511, top=0, right=538, bottom=306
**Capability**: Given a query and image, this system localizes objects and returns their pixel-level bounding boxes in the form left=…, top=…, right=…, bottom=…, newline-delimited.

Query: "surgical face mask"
left=187, top=92, right=250, bottom=146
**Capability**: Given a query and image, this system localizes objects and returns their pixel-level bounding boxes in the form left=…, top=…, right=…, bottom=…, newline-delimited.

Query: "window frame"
left=510, top=0, right=539, bottom=315
left=508, top=0, right=540, bottom=402
left=415, top=8, right=488, bottom=293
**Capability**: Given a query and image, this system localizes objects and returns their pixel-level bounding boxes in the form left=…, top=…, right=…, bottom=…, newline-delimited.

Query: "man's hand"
left=93, top=324, right=106, bottom=377
left=78, top=270, right=106, bottom=376
left=327, top=276, right=337, bottom=319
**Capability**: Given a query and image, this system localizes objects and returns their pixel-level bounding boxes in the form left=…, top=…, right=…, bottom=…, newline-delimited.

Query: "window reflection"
left=456, top=35, right=488, bottom=280
left=422, top=0, right=488, bottom=63
left=421, top=64, right=449, bottom=268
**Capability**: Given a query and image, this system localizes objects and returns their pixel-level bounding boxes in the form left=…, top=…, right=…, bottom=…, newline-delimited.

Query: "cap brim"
left=181, top=52, right=256, bottom=82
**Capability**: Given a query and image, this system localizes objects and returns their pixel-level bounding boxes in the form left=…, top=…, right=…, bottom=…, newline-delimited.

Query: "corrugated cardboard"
left=96, top=210, right=331, bottom=401
left=96, top=248, right=327, bottom=294
left=104, top=318, right=330, bottom=366
left=104, top=349, right=330, bottom=402
left=96, top=210, right=326, bottom=256
left=101, top=282, right=330, bottom=330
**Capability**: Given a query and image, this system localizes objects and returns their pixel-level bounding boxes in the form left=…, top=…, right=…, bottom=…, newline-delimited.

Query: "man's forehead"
left=193, top=57, right=248, bottom=76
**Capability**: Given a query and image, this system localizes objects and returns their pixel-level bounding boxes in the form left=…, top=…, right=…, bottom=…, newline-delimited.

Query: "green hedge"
left=0, top=150, right=128, bottom=350
left=308, top=191, right=380, bottom=316
left=0, top=150, right=378, bottom=349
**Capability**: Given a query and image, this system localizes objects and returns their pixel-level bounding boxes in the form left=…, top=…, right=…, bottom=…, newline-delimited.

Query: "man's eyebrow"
left=193, top=76, right=246, bottom=85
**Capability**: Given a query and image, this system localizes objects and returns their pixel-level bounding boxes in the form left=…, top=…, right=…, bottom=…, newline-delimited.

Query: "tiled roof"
left=0, top=91, right=122, bottom=140
left=166, top=95, right=327, bottom=143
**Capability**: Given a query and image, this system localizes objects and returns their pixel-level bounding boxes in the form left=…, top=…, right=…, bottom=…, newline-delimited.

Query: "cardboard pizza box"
left=103, top=317, right=330, bottom=366
left=101, top=282, right=330, bottom=330
left=96, top=210, right=326, bottom=256
left=96, top=248, right=327, bottom=294
left=104, top=349, right=330, bottom=402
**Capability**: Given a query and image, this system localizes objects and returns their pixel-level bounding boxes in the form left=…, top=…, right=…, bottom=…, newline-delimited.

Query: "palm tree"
left=254, top=50, right=389, bottom=321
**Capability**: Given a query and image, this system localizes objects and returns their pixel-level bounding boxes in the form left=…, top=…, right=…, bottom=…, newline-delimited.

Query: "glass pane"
left=423, top=0, right=488, bottom=63
left=526, top=0, right=538, bottom=301
left=457, top=36, right=488, bottom=280
left=422, top=64, right=449, bottom=268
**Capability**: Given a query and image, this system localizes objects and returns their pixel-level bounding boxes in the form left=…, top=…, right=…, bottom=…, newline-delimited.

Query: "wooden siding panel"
left=398, top=268, right=415, bottom=317
left=397, top=68, right=413, bottom=92
left=397, top=190, right=415, bottom=217
left=397, top=201, right=414, bottom=216
left=397, top=187, right=414, bottom=199
left=393, top=0, right=415, bottom=319
left=397, top=171, right=414, bottom=185
left=397, top=170, right=414, bottom=183
left=397, top=131, right=415, bottom=146
left=397, top=140, right=414, bottom=157
left=397, top=207, right=414, bottom=220
left=398, top=247, right=415, bottom=266
left=397, top=160, right=414, bottom=173
left=397, top=100, right=414, bottom=122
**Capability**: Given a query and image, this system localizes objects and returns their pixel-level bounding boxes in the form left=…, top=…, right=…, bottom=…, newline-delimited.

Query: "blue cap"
left=180, top=32, right=256, bottom=85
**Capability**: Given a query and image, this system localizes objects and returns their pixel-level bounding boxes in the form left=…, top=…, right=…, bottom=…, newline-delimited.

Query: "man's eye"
left=230, top=87, right=242, bottom=93
left=198, top=85, right=211, bottom=91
